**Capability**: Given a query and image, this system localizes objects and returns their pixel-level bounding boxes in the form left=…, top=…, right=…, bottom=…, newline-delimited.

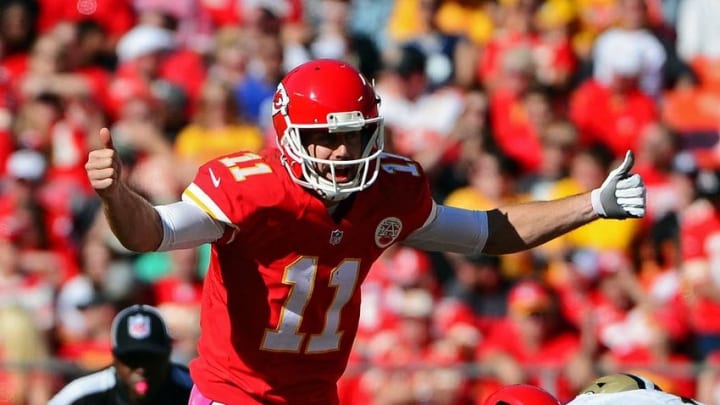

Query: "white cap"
left=6, top=149, right=46, bottom=181
left=116, top=25, right=176, bottom=62
left=593, top=32, right=643, bottom=80
left=609, top=45, right=643, bottom=77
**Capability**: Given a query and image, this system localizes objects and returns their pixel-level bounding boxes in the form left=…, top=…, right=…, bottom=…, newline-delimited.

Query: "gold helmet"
left=581, top=373, right=662, bottom=394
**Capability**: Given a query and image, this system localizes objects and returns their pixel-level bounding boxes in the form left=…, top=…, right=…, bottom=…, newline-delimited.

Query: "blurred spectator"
left=206, top=26, right=248, bottom=89
left=111, top=24, right=200, bottom=133
left=55, top=237, right=113, bottom=346
left=697, top=351, right=720, bottom=405
left=680, top=168, right=720, bottom=361
left=632, top=122, right=686, bottom=226
left=346, top=0, right=395, bottom=50
left=357, top=244, right=437, bottom=341
left=0, top=0, right=40, bottom=81
left=199, top=0, right=303, bottom=30
left=433, top=0, right=496, bottom=48
left=306, top=0, right=382, bottom=80
left=444, top=148, right=533, bottom=279
left=487, top=46, right=552, bottom=174
left=572, top=0, right=618, bottom=62
left=583, top=249, right=693, bottom=396
left=376, top=43, right=466, bottom=175
left=443, top=252, right=510, bottom=336
left=524, top=119, right=580, bottom=200
left=591, top=0, right=667, bottom=99
left=662, top=0, right=720, bottom=137
left=233, top=34, right=285, bottom=133
left=150, top=247, right=204, bottom=365
left=386, top=0, right=465, bottom=89
left=476, top=0, right=541, bottom=92
left=56, top=292, right=115, bottom=372
left=0, top=305, right=53, bottom=405
left=570, top=38, right=659, bottom=158
left=133, top=0, right=215, bottom=54
left=476, top=279, right=587, bottom=403
left=36, top=0, right=134, bottom=47
left=533, top=0, right=578, bottom=90
left=0, top=148, right=79, bottom=287
left=478, top=0, right=577, bottom=94
left=106, top=68, right=180, bottom=206
left=175, top=79, right=265, bottom=183
left=676, top=0, right=720, bottom=64
left=15, top=33, right=94, bottom=102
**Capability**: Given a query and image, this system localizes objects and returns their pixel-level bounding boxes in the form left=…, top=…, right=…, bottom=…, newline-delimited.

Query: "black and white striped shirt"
left=49, top=364, right=192, bottom=405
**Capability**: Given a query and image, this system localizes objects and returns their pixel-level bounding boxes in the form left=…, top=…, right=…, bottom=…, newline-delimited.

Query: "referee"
left=49, top=304, right=193, bottom=405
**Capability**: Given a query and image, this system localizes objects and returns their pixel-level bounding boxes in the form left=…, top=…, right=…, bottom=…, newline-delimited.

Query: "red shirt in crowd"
left=569, top=79, right=658, bottom=157
left=489, top=88, right=543, bottom=174
left=36, top=0, right=135, bottom=40
left=680, top=199, right=720, bottom=334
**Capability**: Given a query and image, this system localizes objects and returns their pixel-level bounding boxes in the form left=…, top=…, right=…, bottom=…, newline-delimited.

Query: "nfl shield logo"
left=329, top=229, right=344, bottom=245
left=128, top=314, right=151, bottom=339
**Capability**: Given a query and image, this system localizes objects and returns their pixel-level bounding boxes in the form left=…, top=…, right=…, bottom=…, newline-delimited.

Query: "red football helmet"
left=271, top=59, right=384, bottom=201
left=484, top=384, right=561, bottom=405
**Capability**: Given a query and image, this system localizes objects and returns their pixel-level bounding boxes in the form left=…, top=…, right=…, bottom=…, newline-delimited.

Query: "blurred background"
left=1, top=0, right=720, bottom=403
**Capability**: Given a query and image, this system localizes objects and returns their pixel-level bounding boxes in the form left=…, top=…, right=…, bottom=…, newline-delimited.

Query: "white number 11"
left=261, top=258, right=360, bottom=354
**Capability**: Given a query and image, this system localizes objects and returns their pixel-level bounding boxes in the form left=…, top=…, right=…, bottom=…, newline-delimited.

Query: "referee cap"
left=111, top=305, right=171, bottom=358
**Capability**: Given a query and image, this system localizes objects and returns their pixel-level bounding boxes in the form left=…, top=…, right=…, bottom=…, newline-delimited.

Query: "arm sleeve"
left=154, top=201, right=225, bottom=251
left=402, top=203, right=489, bottom=255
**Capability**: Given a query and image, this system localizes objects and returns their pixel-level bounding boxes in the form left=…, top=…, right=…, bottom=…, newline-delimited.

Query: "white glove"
left=591, top=150, right=646, bottom=219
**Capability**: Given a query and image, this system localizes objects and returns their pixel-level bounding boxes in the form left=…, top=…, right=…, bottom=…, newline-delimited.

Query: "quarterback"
left=85, top=59, right=646, bottom=404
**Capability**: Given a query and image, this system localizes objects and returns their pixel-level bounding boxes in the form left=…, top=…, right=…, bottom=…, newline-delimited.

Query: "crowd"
left=1, top=0, right=720, bottom=404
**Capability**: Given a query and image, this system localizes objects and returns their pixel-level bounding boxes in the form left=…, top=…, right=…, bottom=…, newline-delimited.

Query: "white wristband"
left=590, top=189, right=606, bottom=217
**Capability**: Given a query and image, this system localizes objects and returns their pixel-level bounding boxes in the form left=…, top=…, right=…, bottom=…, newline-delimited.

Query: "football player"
left=85, top=59, right=646, bottom=404
left=484, top=384, right=561, bottom=405
left=567, top=373, right=706, bottom=404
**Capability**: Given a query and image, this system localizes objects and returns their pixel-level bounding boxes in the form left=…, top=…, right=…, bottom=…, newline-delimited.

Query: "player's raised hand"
left=591, top=150, right=646, bottom=219
left=85, top=127, right=122, bottom=197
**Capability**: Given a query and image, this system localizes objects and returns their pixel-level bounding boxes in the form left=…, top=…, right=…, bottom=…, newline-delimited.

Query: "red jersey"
left=182, top=148, right=434, bottom=404
left=569, top=79, right=658, bottom=157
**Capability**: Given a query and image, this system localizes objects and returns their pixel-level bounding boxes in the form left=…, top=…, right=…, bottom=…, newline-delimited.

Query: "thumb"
left=613, top=150, right=635, bottom=177
left=99, top=127, right=114, bottom=150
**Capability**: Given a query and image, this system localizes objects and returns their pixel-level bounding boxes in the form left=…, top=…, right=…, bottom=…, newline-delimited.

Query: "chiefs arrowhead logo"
left=271, top=83, right=289, bottom=116
left=375, top=217, right=402, bottom=248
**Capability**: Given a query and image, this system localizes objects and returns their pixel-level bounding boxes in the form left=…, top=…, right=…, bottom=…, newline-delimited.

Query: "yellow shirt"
left=174, top=124, right=264, bottom=166
left=444, top=186, right=533, bottom=278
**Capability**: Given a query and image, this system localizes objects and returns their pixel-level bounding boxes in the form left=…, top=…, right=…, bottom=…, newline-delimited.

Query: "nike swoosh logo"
left=209, top=168, right=221, bottom=188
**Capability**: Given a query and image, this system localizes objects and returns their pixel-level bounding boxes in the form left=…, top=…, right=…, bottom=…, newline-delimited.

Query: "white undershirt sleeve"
left=154, top=201, right=225, bottom=251
left=402, top=203, right=489, bottom=255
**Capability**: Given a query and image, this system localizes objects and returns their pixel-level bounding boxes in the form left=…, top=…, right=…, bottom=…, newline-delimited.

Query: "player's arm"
left=85, top=128, right=166, bottom=252
left=86, top=128, right=224, bottom=252
left=405, top=151, right=645, bottom=255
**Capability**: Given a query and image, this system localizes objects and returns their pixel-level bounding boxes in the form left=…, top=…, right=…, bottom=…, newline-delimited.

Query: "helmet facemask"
left=278, top=111, right=384, bottom=202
